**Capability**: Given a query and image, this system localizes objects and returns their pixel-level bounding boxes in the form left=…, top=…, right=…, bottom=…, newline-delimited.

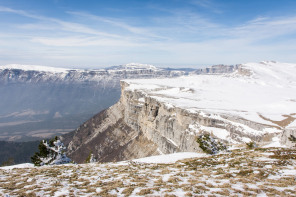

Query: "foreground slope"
left=1, top=148, right=296, bottom=196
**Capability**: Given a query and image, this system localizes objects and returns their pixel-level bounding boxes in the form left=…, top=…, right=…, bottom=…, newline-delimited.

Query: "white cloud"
left=31, top=36, right=141, bottom=47
left=231, top=16, right=296, bottom=41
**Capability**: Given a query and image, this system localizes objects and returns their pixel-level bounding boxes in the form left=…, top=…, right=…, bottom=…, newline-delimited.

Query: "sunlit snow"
left=124, top=61, right=296, bottom=130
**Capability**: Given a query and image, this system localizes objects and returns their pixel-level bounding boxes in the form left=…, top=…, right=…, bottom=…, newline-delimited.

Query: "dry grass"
left=0, top=148, right=295, bottom=196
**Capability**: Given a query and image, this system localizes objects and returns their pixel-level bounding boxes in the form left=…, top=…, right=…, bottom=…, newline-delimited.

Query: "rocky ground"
left=0, top=148, right=296, bottom=196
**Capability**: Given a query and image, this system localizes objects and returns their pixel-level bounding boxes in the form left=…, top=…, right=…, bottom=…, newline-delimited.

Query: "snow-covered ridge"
left=0, top=63, right=189, bottom=85
left=116, top=63, right=158, bottom=70
left=0, top=64, right=76, bottom=73
left=240, top=61, right=296, bottom=87
left=0, top=63, right=158, bottom=73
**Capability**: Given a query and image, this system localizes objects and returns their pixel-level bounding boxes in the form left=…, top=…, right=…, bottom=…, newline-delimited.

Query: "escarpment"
left=63, top=61, right=296, bottom=163
left=62, top=82, right=203, bottom=163
left=63, top=83, right=284, bottom=163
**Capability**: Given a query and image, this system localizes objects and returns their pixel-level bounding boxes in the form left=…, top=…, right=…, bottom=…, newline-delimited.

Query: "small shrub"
left=196, top=133, right=227, bottom=154
left=122, top=187, right=134, bottom=196
left=85, top=151, right=96, bottom=163
left=288, top=135, right=296, bottom=142
left=246, top=141, right=257, bottom=149
left=237, top=169, right=253, bottom=176
left=288, top=135, right=296, bottom=148
left=137, top=188, right=153, bottom=195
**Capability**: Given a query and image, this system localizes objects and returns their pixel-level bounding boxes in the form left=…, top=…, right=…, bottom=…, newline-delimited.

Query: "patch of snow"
left=241, top=137, right=252, bottom=143
left=166, top=138, right=178, bottom=147
left=199, top=125, right=230, bottom=141
left=262, top=136, right=286, bottom=148
left=138, top=97, right=145, bottom=102
left=164, top=102, right=174, bottom=109
left=287, top=119, right=296, bottom=129
left=265, top=164, right=272, bottom=168
left=54, top=188, right=69, bottom=197
left=279, top=169, right=296, bottom=176
left=132, top=152, right=207, bottom=164
left=0, top=163, right=34, bottom=169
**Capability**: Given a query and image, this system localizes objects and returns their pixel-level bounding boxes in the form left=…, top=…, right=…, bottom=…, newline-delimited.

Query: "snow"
left=199, top=125, right=230, bottom=141
left=124, top=63, right=157, bottom=70
left=124, top=61, right=296, bottom=132
left=0, top=163, right=34, bottom=169
left=287, top=119, right=296, bottom=129
left=166, top=138, right=178, bottom=147
left=263, top=136, right=287, bottom=148
left=132, top=152, right=207, bottom=164
left=0, top=63, right=158, bottom=75
left=138, top=97, right=145, bottom=102
left=0, top=64, right=75, bottom=73
left=107, top=63, right=159, bottom=71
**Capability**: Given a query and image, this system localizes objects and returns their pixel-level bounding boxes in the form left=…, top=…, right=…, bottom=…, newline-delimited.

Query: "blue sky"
left=0, top=0, right=296, bottom=68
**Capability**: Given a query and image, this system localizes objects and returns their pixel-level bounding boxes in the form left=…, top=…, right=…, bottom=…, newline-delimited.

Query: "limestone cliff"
left=62, top=81, right=203, bottom=163
left=63, top=61, right=296, bottom=163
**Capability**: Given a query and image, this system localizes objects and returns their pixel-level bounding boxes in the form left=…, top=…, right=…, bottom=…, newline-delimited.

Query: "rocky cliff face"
left=63, top=79, right=277, bottom=163
left=62, top=102, right=159, bottom=163
left=63, top=61, right=296, bottom=163
left=63, top=81, right=204, bottom=163
left=193, top=64, right=239, bottom=74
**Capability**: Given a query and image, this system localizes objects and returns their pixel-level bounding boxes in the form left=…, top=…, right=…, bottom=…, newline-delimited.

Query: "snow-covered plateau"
left=123, top=61, right=296, bottom=146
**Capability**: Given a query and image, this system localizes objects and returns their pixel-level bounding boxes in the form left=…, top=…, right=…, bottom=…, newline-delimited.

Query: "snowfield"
left=124, top=61, right=296, bottom=130
left=1, top=148, right=295, bottom=196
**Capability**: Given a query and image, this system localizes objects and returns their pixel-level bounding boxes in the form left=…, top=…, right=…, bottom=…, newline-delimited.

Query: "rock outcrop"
left=63, top=81, right=210, bottom=163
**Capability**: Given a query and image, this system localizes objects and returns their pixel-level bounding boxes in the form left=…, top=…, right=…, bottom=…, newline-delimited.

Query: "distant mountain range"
left=0, top=63, right=201, bottom=141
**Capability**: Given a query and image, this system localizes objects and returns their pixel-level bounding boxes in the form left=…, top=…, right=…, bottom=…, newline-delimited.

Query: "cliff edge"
left=63, top=61, right=296, bottom=163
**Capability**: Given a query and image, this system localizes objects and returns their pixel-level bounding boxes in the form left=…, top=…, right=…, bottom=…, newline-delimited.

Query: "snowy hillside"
left=1, top=148, right=295, bottom=196
left=124, top=61, right=296, bottom=140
